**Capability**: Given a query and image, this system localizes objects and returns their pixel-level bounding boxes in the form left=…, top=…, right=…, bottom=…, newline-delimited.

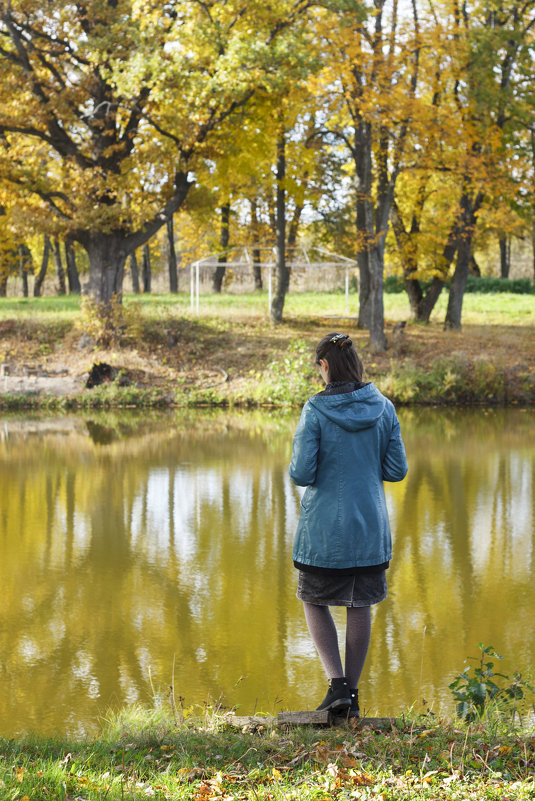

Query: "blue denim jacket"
left=289, top=383, right=408, bottom=570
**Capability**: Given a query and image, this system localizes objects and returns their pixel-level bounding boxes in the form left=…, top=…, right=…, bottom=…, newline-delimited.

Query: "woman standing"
left=289, top=333, right=408, bottom=717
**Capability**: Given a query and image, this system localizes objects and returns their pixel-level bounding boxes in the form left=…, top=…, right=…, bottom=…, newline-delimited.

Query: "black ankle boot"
left=316, top=677, right=351, bottom=713
left=348, top=688, right=360, bottom=718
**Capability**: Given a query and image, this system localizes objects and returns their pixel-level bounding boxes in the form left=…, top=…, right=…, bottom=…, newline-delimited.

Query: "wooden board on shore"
left=225, top=710, right=396, bottom=729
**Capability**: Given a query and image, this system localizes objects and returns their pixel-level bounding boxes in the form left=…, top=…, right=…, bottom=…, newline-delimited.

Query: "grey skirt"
left=297, top=569, right=387, bottom=607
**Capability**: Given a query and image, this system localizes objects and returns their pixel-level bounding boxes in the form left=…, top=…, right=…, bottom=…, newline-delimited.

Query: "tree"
left=315, top=0, right=422, bottom=351
left=0, top=0, right=314, bottom=325
left=387, top=0, right=535, bottom=325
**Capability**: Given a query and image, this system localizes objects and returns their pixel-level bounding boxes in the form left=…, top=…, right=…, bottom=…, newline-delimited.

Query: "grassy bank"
left=2, top=704, right=534, bottom=801
left=0, top=291, right=534, bottom=408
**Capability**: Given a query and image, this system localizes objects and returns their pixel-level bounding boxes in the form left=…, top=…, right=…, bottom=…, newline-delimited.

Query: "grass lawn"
left=1, top=704, right=534, bottom=801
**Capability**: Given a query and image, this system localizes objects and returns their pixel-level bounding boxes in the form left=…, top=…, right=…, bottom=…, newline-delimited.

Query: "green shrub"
left=383, top=275, right=535, bottom=295
left=246, top=339, right=319, bottom=406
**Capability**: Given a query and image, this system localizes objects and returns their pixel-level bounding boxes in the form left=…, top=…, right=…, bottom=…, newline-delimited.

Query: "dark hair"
left=316, top=332, right=363, bottom=383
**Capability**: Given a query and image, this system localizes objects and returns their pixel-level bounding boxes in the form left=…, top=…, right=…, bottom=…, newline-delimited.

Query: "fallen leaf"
left=352, top=772, right=374, bottom=786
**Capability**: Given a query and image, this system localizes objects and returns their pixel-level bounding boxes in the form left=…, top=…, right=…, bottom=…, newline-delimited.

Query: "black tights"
left=303, top=602, right=371, bottom=689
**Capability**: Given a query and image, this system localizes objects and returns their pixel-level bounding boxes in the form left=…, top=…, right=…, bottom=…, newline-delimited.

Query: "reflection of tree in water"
left=1, top=408, right=534, bottom=733
left=0, top=419, right=302, bottom=733
left=368, top=409, right=535, bottom=715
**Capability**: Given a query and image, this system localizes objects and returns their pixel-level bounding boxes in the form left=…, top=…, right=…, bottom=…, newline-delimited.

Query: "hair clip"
left=329, top=333, right=349, bottom=344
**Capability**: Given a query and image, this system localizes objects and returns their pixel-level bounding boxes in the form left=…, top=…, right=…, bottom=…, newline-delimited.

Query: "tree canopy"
left=0, top=0, right=534, bottom=345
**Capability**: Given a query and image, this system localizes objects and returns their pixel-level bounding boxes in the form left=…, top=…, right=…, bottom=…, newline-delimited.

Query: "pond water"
left=0, top=407, right=534, bottom=737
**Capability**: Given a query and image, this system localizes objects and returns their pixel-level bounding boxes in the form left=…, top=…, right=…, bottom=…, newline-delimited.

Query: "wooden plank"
left=332, top=715, right=396, bottom=729
left=226, top=715, right=276, bottom=728
left=277, top=710, right=331, bottom=726
left=223, top=711, right=396, bottom=729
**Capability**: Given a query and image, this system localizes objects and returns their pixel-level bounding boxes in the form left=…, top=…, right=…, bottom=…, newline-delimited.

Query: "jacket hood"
left=308, top=382, right=386, bottom=432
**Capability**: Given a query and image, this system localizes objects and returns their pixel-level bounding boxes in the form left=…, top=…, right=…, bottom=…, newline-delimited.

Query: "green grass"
left=1, top=703, right=533, bottom=800
left=0, top=289, right=533, bottom=326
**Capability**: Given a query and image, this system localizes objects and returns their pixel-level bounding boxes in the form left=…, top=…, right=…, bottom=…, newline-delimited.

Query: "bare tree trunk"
left=355, top=122, right=373, bottom=330
left=444, top=187, right=482, bottom=329
left=271, top=127, right=289, bottom=322
left=84, top=234, right=127, bottom=306
left=130, top=251, right=141, bottom=294
left=142, top=244, right=151, bottom=293
left=353, top=122, right=387, bottom=351
left=445, top=236, right=471, bottom=329
left=167, top=217, right=179, bottom=293
left=34, top=234, right=51, bottom=297
left=19, top=245, right=31, bottom=297
left=499, top=233, right=510, bottom=278
left=53, top=238, right=66, bottom=295
left=65, top=241, right=81, bottom=293
left=0, top=272, right=7, bottom=297
left=251, top=199, right=263, bottom=289
left=213, top=203, right=230, bottom=292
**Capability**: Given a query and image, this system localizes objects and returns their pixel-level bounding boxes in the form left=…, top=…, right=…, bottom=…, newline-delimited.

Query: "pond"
left=0, top=407, right=533, bottom=737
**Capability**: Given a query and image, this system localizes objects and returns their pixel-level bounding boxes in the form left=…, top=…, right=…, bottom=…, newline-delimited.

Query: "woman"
left=289, top=333, right=408, bottom=717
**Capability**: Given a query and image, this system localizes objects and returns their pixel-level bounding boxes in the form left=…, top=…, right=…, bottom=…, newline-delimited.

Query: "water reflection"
left=0, top=408, right=533, bottom=736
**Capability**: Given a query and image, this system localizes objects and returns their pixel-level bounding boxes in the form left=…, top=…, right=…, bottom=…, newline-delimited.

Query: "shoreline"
left=1, top=294, right=534, bottom=410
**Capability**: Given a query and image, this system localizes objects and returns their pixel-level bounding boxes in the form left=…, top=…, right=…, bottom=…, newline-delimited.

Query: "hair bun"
left=340, top=337, right=352, bottom=349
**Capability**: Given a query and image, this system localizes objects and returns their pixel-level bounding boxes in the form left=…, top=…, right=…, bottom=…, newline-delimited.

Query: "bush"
left=383, top=275, right=535, bottom=295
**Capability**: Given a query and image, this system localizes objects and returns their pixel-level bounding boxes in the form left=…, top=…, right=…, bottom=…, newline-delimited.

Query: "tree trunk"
left=167, top=217, right=179, bottom=293
left=130, top=251, right=141, bottom=294
left=413, top=220, right=460, bottom=322
left=19, top=245, right=30, bottom=298
left=444, top=237, right=471, bottom=329
left=417, top=277, right=446, bottom=322
left=354, top=120, right=374, bottom=331
left=444, top=188, right=482, bottom=329
left=287, top=203, right=303, bottom=248
left=34, top=234, right=51, bottom=297
left=470, top=255, right=481, bottom=276
left=213, top=203, right=230, bottom=293
left=499, top=233, right=510, bottom=278
left=271, top=128, right=289, bottom=322
left=353, top=122, right=387, bottom=350
left=84, top=234, right=127, bottom=306
left=65, top=241, right=81, bottom=294
left=368, top=250, right=386, bottom=352
left=142, top=244, right=151, bottom=293
left=0, top=272, right=7, bottom=297
left=250, top=198, right=263, bottom=289
left=53, top=239, right=66, bottom=295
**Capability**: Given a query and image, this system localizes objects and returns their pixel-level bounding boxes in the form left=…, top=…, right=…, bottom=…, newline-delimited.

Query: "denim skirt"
left=296, top=569, right=387, bottom=607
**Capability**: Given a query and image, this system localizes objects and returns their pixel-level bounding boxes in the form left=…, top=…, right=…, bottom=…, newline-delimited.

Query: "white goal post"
left=190, top=245, right=358, bottom=314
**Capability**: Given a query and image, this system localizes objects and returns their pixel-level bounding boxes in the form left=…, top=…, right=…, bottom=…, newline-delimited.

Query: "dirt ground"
left=0, top=314, right=534, bottom=401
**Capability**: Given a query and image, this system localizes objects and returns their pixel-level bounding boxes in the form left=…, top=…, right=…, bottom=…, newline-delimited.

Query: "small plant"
left=449, top=643, right=533, bottom=722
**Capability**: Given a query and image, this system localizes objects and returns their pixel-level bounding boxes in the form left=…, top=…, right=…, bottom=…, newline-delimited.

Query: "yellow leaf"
left=15, top=767, right=25, bottom=783
left=272, top=767, right=282, bottom=780
left=352, top=772, right=374, bottom=786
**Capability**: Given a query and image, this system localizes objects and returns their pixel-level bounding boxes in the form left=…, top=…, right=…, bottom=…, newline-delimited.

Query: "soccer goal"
left=190, top=245, right=358, bottom=313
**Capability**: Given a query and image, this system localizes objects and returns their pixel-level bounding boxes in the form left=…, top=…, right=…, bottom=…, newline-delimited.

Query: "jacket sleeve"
left=381, top=413, right=408, bottom=482
left=289, top=402, right=321, bottom=487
